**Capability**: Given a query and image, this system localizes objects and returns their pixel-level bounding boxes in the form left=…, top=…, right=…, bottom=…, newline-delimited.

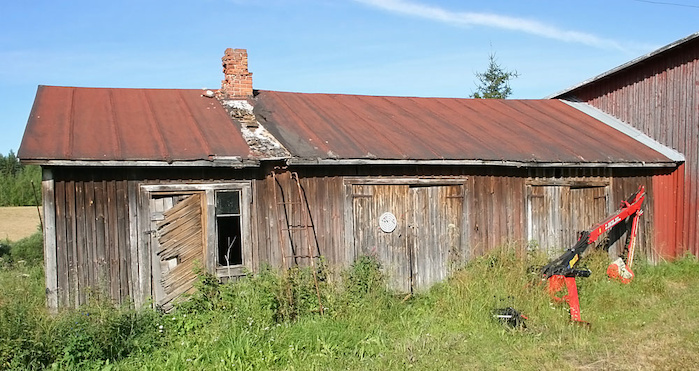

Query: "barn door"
left=352, top=184, right=464, bottom=292
left=353, top=184, right=411, bottom=292
left=150, top=193, right=204, bottom=311
left=528, top=185, right=607, bottom=256
left=409, top=185, right=463, bottom=290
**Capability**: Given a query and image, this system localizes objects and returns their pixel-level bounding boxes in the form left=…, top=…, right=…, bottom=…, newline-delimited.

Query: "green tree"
left=0, top=150, right=21, bottom=177
left=470, top=53, right=520, bottom=99
left=0, top=150, right=42, bottom=206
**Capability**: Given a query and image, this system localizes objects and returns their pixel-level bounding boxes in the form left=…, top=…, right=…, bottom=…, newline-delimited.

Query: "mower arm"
left=542, top=186, right=646, bottom=323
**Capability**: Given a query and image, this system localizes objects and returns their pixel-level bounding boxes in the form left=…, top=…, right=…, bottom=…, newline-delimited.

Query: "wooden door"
left=410, top=185, right=464, bottom=291
left=150, top=193, right=204, bottom=312
left=528, top=186, right=567, bottom=255
left=528, top=185, right=607, bottom=256
left=352, top=184, right=464, bottom=292
left=570, top=186, right=608, bottom=242
left=352, top=184, right=411, bottom=292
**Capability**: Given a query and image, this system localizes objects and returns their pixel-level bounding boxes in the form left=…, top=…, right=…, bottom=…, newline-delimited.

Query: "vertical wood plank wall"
left=49, top=179, right=132, bottom=308
left=44, top=166, right=661, bottom=308
left=609, top=171, right=655, bottom=260
left=253, top=172, right=347, bottom=271
left=561, top=41, right=698, bottom=256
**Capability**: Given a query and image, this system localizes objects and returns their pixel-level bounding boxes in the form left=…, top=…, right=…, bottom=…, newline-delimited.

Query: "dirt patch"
left=0, top=207, right=42, bottom=242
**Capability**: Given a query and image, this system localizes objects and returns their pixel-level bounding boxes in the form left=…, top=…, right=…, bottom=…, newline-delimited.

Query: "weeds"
left=0, top=229, right=43, bottom=265
left=1, top=250, right=698, bottom=370
left=0, top=262, right=163, bottom=369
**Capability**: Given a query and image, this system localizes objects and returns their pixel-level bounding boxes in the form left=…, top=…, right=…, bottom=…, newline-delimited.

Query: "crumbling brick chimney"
left=220, top=48, right=253, bottom=99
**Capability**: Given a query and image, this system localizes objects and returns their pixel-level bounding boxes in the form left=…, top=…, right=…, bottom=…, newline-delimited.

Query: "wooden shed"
left=18, top=49, right=683, bottom=310
left=551, top=31, right=699, bottom=258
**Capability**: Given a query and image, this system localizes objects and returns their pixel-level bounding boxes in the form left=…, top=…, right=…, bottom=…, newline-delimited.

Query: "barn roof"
left=253, top=90, right=679, bottom=166
left=19, top=85, right=681, bottom=167
left=548, top=31, right=699, bottom=99
left=19, top=86, right=255, bottom=167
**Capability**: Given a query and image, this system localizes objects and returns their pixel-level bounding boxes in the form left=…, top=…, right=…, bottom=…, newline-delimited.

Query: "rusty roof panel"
left=19, top=86, right=675, bottom=166
left=253, top=90, right=672, bottom=164
left=19, top=86, right=251, bottom=162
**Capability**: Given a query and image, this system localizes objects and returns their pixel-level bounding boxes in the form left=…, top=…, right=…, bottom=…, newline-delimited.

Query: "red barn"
left=551, top=32, right=699, bottom=258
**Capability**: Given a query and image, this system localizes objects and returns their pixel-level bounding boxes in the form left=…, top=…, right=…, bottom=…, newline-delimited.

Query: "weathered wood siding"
left=346, top=182, right=465, bottom=292
left=467, top=174, right=526, bottom=256
left=609, top=171, right=655, bottom=260
left=43, top=165, right=662, bottom=308
left=152, top=193, right=205, bottom=312
left=50, top=178, right=132, bottom=308
left=558, top=38, right=698, bottom=257
left=252, top=171, right=346, bottom=271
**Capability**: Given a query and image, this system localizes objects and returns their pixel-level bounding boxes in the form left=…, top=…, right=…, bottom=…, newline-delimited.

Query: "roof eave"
left=20, top=158, right=261, bottom=168
left=21, top=157, right=678, bottom=169
left=286, top=158, right=679, bottom=168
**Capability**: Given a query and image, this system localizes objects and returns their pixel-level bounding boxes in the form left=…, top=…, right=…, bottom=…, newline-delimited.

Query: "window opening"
left=216, top=190, right=242, bottom=266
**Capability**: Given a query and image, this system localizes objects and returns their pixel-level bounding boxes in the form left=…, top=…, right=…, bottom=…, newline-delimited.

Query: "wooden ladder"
left=271, top=168, right=324, bottom=315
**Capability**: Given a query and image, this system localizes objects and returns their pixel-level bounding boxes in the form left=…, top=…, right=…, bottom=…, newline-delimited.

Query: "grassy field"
left=1, top=243, right=698, bottom=370
left=0, top=206, right=41, bottom=242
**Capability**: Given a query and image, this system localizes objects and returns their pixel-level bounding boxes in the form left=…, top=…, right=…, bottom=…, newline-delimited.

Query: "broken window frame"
left=215, top=190, right=243, bottom=269
left=140, top=182, right=252, bottom=284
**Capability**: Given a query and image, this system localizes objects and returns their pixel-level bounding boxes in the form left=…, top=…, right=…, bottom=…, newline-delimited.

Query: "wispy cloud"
left=354, top=0, right=626, bottom=50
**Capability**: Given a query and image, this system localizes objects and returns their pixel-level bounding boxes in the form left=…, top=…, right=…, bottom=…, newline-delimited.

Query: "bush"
left=51, top=304, right=164, bottom=368
left=0, top=260, right=163, bottom=369
left=0, top=240, right=10, bottom=259
left=343, top=254, right=385, bottom=297
left=177, top=263, right=327, bottom=325
left=9, top=230, right=43, bottom=264
left=0, top=230, right=43, bottom=265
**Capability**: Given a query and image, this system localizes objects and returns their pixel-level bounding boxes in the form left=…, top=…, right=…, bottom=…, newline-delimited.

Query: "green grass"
left=1, top=249, right=698, bottom=370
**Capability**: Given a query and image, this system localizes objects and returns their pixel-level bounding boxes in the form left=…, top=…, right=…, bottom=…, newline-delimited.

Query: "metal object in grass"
left=493, top=307, right=528, bottom=329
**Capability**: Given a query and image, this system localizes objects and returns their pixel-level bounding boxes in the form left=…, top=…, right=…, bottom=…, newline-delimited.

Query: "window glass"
left=216, top=191, right=240, bottom=215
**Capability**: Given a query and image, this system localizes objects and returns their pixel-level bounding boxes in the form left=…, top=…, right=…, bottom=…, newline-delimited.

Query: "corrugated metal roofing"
left=548, top=32, right=699, bottom=99
left=19, top=86, right=252, bottom=163
left=19, top=86, right=677, bottom=166
left=253, top=90, right=674, bottom=165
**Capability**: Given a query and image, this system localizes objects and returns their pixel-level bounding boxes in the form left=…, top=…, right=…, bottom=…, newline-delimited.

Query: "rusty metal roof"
left=253, top=90, right=674, bottom=166
left=19, top=86, right=677, bottom=167
left=19, top=86, right=252, bottom=164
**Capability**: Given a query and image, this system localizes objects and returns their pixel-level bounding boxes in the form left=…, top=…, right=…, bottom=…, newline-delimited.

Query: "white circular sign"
left=379, top=212, right=397, bottom=233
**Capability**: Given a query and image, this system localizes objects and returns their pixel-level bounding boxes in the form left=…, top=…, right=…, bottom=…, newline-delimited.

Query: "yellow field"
left=0, top=206, right=42, bottom=242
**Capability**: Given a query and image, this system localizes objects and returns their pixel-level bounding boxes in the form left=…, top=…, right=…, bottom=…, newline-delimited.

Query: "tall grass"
left=1, top=247, right=698, bottom=370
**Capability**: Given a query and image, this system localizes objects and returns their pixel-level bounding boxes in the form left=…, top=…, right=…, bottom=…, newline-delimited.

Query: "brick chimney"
left=220, top=48, right=253, bottom=99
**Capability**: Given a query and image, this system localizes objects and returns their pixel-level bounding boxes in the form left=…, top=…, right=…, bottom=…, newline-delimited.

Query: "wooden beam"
left=344, top=177, right=468, bottom=186
left=42, top=172, right=58, bottom=312
left=137, top=187, right=152, bottom=307
left=128, top=181, right=141, bottom=307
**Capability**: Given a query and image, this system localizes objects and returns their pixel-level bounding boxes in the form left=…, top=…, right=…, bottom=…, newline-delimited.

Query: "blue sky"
left=1, top=0, right=697, bottom=155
